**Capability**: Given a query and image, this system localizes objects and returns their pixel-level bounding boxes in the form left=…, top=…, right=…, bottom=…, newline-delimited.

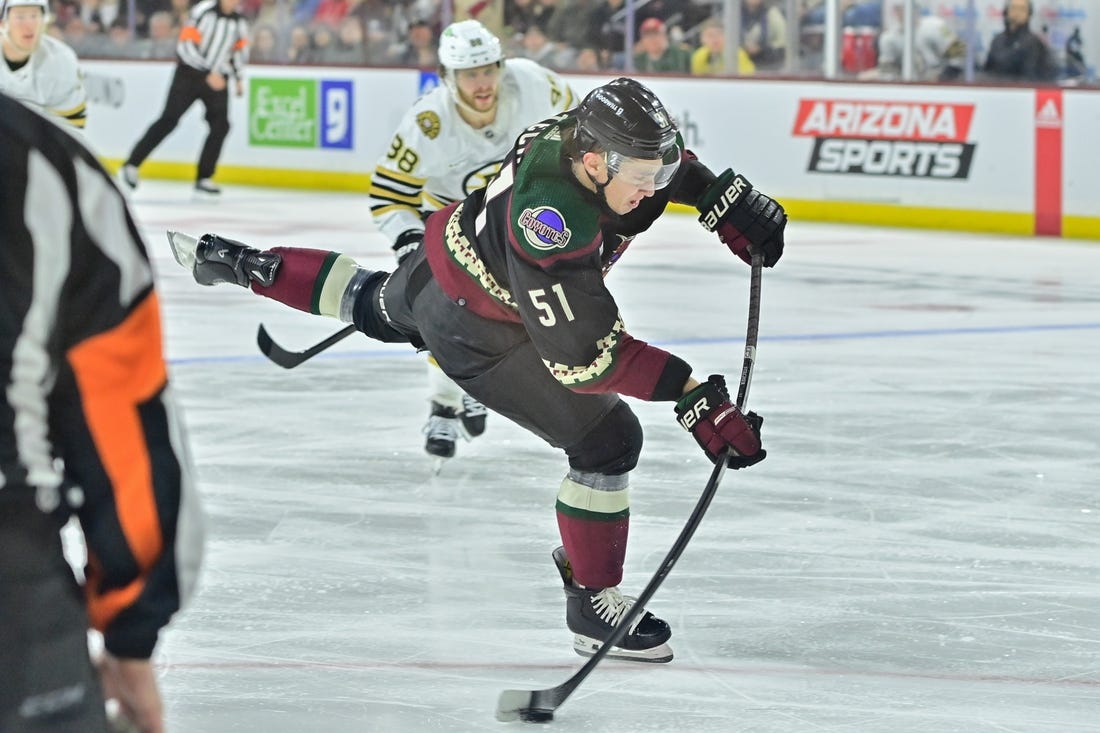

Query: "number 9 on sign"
left=320, top=80, right=353, bottom=150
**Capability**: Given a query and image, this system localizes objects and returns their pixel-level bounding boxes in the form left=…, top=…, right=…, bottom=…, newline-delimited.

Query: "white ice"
left=126, top=181, right=1100, bottom=732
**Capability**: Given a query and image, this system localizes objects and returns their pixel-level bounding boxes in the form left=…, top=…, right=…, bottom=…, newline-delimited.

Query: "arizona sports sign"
left=793, top=99, right=977, bottom=179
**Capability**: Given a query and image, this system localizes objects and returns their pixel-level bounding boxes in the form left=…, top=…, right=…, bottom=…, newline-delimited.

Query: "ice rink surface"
left=126, top=181, right=1099, bottom=732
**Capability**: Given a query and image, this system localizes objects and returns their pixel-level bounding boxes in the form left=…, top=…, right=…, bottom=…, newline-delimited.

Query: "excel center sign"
left=248, top=78, right=354, bottom=150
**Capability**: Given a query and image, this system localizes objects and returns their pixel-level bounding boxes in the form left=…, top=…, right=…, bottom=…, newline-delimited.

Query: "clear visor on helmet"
left=605, top=150, right=680, bottom=190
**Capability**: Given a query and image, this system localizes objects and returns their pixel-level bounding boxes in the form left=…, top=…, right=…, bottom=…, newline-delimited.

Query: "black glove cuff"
left=392, top=229, right=424, bottom=265
left=698, top=170, right=754, bottom=233
left=674, top=375, right=730, bottom=430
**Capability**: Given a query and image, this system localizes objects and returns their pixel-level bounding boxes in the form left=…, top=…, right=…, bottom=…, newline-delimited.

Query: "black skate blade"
left=496, top=689, right=558, bottom=723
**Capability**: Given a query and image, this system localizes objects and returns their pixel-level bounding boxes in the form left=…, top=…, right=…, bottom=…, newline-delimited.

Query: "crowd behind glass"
left=48, top=0, right=1096, bottom=85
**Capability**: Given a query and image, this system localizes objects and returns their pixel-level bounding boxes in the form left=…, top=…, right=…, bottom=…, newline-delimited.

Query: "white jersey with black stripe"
left=369, top=58, right=576, bottom=246
left=0, top=34, right=86, bottom=127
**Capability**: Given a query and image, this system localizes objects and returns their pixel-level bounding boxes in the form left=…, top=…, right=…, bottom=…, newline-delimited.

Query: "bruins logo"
left=416, top=111, right=441, bottom=140
left=463, top=161, right=503, bottom=195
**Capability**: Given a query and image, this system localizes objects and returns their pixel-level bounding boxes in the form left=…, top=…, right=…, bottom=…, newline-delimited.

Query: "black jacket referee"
left=119, top=0, right=248, bottom=198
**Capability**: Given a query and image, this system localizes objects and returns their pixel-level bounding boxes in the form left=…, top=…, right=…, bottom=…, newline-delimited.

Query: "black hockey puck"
left=519, top=708, right=554, bottom=723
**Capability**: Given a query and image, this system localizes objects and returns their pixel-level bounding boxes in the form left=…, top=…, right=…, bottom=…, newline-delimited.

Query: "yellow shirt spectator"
left=691, top=20, right=756, bottom=75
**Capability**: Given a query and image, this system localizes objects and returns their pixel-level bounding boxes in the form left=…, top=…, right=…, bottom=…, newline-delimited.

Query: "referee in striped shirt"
left=119, top=0, right=248, bottom=199
left=1, top=91, right=204, bottom=733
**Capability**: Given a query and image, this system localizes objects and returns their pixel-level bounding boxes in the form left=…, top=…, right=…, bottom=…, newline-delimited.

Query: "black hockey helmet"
left=575, top=78, right=678, bottom=159
left=574, top=78, right=680, bottom=189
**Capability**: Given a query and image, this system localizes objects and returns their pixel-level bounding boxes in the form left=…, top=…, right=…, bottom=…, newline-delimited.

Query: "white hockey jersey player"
left=368, top=19, right=575, bottom=469
left=0, top=0, right=86, bottom=127
left=369, top=44, right=575, bottom=249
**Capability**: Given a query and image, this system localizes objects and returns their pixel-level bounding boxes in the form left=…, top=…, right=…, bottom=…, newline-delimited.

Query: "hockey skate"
left=552, top=546, right=673, bottom=663
left=166, top=231, right=280, bottom=288
left=193, top=178, right=222, bottom=201
left=459, top=394, right=488, bottom=438
left=423, top=401, right=459, bottom=473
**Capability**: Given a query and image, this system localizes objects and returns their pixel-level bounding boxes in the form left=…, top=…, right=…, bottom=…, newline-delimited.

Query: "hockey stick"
left=496, top=254, right=764, bottom=723
left=256, top=323, right=358, bottom=369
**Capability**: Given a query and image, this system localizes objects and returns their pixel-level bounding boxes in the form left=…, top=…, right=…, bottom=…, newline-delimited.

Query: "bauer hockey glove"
left=675, top=375, right=766, bottom=469
left=697, top=169, right=786, bottom=267
left=392, top=229, right=424, bottom=266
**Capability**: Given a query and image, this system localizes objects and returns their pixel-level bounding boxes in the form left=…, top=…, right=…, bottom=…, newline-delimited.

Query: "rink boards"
left=80, top=60, right=1099, bottom=240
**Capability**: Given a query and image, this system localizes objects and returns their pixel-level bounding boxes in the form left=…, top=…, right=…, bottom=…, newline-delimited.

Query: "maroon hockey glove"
left=675, top=375, right=765, bottom=469
left=697, top=169, right=786, bottom=267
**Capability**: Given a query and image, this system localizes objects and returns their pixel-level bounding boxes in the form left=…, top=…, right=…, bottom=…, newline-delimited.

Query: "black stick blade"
left=496, top=689, right=559, bottom=723
left=256, top=323, right=357, bottom=369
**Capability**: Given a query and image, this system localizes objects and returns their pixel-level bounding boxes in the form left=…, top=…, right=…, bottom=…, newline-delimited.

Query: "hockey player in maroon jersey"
left=370, top=19, right=575, bottom=468
left=168, top=77, right=785, bottom=662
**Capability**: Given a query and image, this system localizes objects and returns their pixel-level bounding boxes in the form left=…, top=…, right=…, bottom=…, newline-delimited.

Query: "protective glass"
left=605, top=150, right=680, bottom=190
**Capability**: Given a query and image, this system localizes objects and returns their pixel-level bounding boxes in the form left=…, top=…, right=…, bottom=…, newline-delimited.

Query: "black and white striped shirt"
left=177, top=0, right=249, bottom=77
left=0, top=93, right=203, bottom=658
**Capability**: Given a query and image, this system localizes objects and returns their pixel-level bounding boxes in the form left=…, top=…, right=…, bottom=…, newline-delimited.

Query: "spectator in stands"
left=589, top=0, right=625, bottom=68
left=390, top=16, right=437, bottom=68
left=253, top=0, right=293, bottom=32
left=238, top=0, right=262, bottom=19
left=142, top=9, right=178, bottom=59
left=61, top=14, right=96, bottom=55
left=453, top=0, right=504, bottom=37
left=250, top=22, right=280, bottom=62
left=132, top=0, right=167, bottom=35
left=77, top=0, right=123, bottom=32
left=572, top=44, right=601, bottom=71
left=861, top=2, right=965, bottom=82
left=99, top=16, right=142, bottom=57
left=504, top=0, right=552, bottom=37
left=286, top=23, right=315, bottom=63
left=1064, top=26, right=1086, bottom=80
left=313, top=0, right=349, bottom=27
left=318, top=16, right=370, bottom=64
left=984, top=0, right=1054, bottom=82
left=168, top=0, right=190, bottom=27
left=520, top=22, right=573, bottom=69
left=632, top=16, right=690, bottom=73
left=742, top=0, right=787, bottom=71
left=691, top=16, right=755, bottom=76
left=311, top=21, right=334, bottom=57
left=545, top=0, right=598, bottom=53
left=294, top=0, right=322, bottom=25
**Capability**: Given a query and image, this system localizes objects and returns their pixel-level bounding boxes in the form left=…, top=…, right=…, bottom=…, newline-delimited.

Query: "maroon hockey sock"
left=556, top=511, right=629, bottom=589
left=251, top=247, right=340, bottom=314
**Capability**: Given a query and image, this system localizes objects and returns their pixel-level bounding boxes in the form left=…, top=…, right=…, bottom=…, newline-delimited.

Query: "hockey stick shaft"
left=256, top=323, right=358, bottom=369
left=496, top=255, right=764, bottom=722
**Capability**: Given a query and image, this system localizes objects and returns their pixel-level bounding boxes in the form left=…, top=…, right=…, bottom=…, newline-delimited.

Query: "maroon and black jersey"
left=424, top=111, right=714, bottom=403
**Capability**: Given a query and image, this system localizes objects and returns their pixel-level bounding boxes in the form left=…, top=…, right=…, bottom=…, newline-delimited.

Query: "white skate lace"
left=461, top=394, right=487, bottom=418
left=590, top=587, right=644, bottom=633
left=423, top=414, right=459, bottom=442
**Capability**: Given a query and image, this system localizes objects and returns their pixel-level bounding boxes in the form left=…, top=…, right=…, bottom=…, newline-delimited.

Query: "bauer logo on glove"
left=697, top=169, right=786, bottom=268
left=674, top=375, right=766, bottom=469
left=699, top=174, right=750, bottom=232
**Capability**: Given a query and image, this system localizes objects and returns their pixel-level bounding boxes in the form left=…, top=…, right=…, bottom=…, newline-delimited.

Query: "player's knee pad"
left=566, top=400, right=642, bottom=476
left=349, top=270, right=419, bottom=344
